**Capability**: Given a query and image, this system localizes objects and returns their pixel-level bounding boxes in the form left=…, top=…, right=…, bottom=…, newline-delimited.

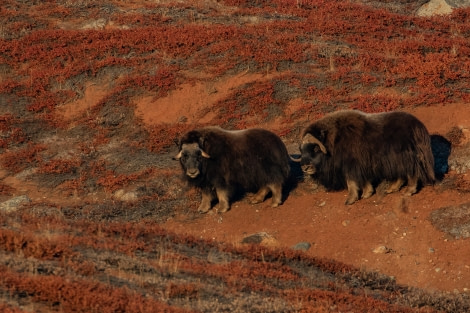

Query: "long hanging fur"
left=176, top=126, right=291, bottom=210
left=301, top=110, right=435, bottom=192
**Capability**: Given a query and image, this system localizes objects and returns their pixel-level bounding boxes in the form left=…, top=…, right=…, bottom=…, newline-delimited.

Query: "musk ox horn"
left=302, top=133, right=327, bottom=154
left=173, top=150, right=183, bottom=160
left=289, top=155, right=301, bottom=163
left=173, top=143, right=211, bottom=160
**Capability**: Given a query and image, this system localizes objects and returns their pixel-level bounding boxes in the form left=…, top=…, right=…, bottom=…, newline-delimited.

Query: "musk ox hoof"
left=362, top=192, right=373, bottom=199
left=215, top=204, right=230, bottom=213
left=345, top=197, right=358, bottom=205
left=250, top=198, right=263, bottom=205
left=361, top=183, right=374, bottom=199
left=197, top=204, right=211, bottom=213
left=404, top=186, right=417, bottom=196
left=404, top=189, right=416, bottom=197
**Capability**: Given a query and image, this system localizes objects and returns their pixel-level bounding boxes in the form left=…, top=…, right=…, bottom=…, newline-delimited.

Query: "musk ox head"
left=174, top=143, right=210, bottom=179
left=298, top=133, right=327, bottom=175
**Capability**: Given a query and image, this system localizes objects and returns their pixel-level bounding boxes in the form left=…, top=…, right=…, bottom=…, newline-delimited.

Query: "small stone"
left=429, top=248, right=435, bottom=253
left=318, top=201, right=326, bottom=207
left=342, top=220, right=350, bottom=226
left=242, top=232, right=278, bottom=247
left=435, top=268, right=441, bottom=273
left=0, top=195, right=31, bottom=213
left=292, top=242, right=311, bottom=251
left=373, top=245, right=391, bottom=254
left=113, top=189, right=138, bottom=202
left=242, top=233, right=265, bottom=244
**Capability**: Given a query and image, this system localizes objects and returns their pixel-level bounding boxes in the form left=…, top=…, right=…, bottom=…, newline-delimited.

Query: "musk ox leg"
left=198, top=190, right=215, bottom=213
left=251, top=186, right=270, bottom=205
left=268, top=183, right=283, bottom=207
left=215, top=188, right=230, bottom=213
left=345, top=179, right=360, bottom=205
left=361, top=182, right=374, bottom=199
left=386, top=178, right=404, bottom=194
left=404, top=175, right=418, bottom=196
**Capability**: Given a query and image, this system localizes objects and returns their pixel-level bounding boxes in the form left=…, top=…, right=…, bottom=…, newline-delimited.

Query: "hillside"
left=1, top=0, right=470, bottom=312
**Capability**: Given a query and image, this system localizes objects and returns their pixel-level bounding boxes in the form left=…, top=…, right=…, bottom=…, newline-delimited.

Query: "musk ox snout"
left=186, top=168, right=200, bottom=178
left=298, top=140, right=324, bottom=176
left=174, top=143, right=209, bottom=179
left=301, top=164, right=316, bottom=175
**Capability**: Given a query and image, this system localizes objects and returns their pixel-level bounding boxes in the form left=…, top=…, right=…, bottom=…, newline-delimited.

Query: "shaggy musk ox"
left=174, top=126, right=290, bottom=213
left=294, top=110, right=435, bottom=204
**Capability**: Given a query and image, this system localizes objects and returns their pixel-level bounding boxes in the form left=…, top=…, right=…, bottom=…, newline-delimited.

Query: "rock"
left=448, top=143, right=470, bottom=174
left=81, top=18, right=107, bottom=30
left=430, top=203, right=470, bottom=239
left=113, top=189, right=138, bottom=202
left=292, top=242, right=311, bottom=251
left=0, top=195, right=31, bottom=213
left=373, top=245, right=392, bottom=254
left=417, top=0, right=470, bottom=17
left=416, top=0, right=453, bottom=16
left=242, top=232, right=278, bottom=247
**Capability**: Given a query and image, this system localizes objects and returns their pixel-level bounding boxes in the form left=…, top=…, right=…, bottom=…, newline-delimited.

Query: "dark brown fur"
left=299, top=110, right=435, bottom=204
left=175, top=127, right=290, bottom=213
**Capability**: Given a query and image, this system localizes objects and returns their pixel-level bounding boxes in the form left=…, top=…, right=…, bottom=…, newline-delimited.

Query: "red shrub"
left=0, top=144, right=46, bottom=173
left=38, top=158, right=82, bottom=174
left=97, top=168, right=153, bottom=192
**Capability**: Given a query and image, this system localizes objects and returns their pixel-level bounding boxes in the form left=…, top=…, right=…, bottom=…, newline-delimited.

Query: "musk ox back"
left=174, top=126, right=290, bottom=213
left=297, top=110, right=435, bottom=204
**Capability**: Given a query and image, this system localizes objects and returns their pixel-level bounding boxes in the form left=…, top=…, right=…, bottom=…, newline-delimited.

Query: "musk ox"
left=174, top=126, right=290, bottom=213
left=294, top=110, right=435, bottom=204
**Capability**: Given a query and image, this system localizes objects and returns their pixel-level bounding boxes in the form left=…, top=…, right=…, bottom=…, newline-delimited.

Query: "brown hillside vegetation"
left=1, top=0, right=470, bottom=312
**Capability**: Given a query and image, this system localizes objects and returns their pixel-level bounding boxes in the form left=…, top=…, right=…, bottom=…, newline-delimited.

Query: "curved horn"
left=201, top=149, right=210, bottom=158
left=302, top=133, right=327, bottom=154
left=174, top=143, right=211, bottom=160
left=173, top=150, right=183, bottom=160
left=289, top=155, right=301, bottom=163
